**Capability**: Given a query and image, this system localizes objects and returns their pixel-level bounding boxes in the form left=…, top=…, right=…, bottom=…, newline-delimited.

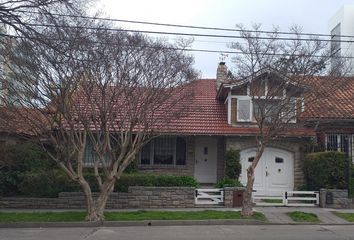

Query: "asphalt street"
left=1, top=225, right=354, bottom=240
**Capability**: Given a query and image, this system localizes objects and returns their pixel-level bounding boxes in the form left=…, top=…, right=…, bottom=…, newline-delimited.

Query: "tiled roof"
left=0, top=107, right=40, bottom=136
left=301, top=76, right=354, bottom=120
left=164, top=79, right=314, bottom=136
left=2, top=76, right=353, bottom=137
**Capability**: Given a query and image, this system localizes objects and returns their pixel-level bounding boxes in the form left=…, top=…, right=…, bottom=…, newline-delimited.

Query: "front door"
left=240, top=147, right=294, bottom=195
left=194, top=137, right=217, bottom=183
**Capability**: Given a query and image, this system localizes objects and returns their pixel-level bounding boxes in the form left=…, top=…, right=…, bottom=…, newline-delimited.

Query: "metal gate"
left=195, top=188, right=224, bottom=205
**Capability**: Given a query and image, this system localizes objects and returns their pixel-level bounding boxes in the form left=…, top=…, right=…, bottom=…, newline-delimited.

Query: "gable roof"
left=216, top=67, right=309, bottom=100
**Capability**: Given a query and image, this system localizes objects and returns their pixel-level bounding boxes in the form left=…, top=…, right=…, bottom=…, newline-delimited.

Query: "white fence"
left=253, top=191, right=319, bottom=207
left=195, top=188, right=224, bottom=205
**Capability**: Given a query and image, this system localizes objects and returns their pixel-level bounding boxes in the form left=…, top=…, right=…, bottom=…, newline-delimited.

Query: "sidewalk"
left=1, top=206, right=354, bottom=225
left=254, top=207, right=353, bottom=224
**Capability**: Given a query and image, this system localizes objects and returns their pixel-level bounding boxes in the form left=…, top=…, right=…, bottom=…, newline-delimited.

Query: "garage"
left=240, top=147, right=294, bottom=196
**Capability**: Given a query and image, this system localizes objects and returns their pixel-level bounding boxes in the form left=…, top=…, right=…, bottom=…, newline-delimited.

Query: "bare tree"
left=1, top=14, right=196, bottom=221
left=0, top=0, right=85, bottom=33
left=229, top=24, right=350, bottom=216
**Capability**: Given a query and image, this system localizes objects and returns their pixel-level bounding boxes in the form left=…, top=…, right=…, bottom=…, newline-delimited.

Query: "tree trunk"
left=80, top=178, right=116, bottom=222
left=242, top=166, right=255, bottom=216
left=241, top=143, right=266, bottom=216
left=80, top=180, right=102, bottom=222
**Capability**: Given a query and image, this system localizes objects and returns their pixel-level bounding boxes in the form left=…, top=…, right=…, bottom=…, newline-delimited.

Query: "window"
left=326, top=134, right=352, bottom=157
left=275, top=157, right=284, bottom=163
left=237, top=99, right=252, bottom=122
left=236, top=98, right=298, bottom=123
left=139, top=136, right=187, bottom=166
left=84, top=140, right=113, bottom=167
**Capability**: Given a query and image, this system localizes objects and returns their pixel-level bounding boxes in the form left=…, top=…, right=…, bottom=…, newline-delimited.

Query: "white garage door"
left=240, top=147, right=294, bottom=196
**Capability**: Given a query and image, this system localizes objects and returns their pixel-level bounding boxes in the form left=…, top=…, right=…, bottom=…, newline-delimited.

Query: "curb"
left=1, top=219, right=354, bottom=228
left=0, top=219, right=265, bottom=228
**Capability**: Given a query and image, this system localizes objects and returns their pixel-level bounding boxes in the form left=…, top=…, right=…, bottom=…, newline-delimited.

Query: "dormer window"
left=237, top=98, right=252, bottom=122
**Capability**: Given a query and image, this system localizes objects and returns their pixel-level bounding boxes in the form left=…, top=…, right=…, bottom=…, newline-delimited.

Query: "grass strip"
left=334, top=212, right=354, bottom=222
left=0, top=210, right=266, bottom=222
left=287, top=211, right=320, bottom=223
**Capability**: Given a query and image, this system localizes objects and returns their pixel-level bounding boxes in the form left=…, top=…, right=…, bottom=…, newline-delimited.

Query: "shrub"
left=0, top=142, right=85, bottom=197
left=304, top=151, right=349, bottom=190
left=349, top=164, right=354, bottom=197
left=124, top=160, right=138, bottom=174
left=225, top=149, right=241, bottom=179
left=115, top=174, right=199, bottom=192
left=214, top=178, right=243, bottom=188
left=0, top=142, right=56, bottom=196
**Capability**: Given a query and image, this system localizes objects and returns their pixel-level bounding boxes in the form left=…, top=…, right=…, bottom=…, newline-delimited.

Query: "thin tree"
left=0, top=15, right=196, bottom=221
left=229, top=24, right=351, bottom=216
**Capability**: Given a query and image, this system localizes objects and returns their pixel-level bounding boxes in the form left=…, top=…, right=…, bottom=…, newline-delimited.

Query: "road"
left=1, top=225, right=354, bottom=240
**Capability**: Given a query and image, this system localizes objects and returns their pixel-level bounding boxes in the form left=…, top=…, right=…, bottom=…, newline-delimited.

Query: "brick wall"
left=224, top=187, right=245, bottom=207
left=0, top=187, right=196, bottom=209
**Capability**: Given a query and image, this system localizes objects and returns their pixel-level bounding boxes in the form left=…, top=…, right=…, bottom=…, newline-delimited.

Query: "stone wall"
left=0, top=187, right=195, bottom=209
left=319, top=189, right=350, bottom=209
left=226, top=136, right=308, bottom=188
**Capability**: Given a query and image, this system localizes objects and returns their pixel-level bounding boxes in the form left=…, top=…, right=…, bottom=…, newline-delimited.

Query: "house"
left=2, top=62, right=353, bottom=196
left=112, top=62, right=353, bottom=196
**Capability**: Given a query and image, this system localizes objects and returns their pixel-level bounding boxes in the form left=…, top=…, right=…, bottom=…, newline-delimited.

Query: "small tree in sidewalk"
left=229, top=24, right=351, bottom=216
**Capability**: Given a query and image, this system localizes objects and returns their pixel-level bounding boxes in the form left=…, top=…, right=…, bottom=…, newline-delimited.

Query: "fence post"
left=284, top=191, right=288, bottom=206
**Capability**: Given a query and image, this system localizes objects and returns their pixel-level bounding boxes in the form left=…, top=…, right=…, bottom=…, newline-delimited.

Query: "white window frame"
left=236, top=96, right=253, bottom=122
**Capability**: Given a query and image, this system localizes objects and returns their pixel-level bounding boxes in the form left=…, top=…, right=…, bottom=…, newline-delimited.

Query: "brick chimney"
left=216, top=62, right=228, bottom=90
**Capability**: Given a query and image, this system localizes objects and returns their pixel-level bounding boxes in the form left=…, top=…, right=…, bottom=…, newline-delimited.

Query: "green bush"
left=0, top=143, right=198, bottom=196
left=0, top=142, right=55, bottom=196
left=304, top=151, right=349, bottom=190
left=0, top=142, right=85, bottom=197
left=349, top=165, right=354, bottom=197
left=225, top=149, right=241, bottom=179
left=124, top=160, right=138, bottom=174
left=214, top=178, right=243, bottom=188
left=115, top=174, right=199, bottom=192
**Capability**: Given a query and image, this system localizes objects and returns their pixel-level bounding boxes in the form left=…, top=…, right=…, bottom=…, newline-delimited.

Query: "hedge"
left=214, top=178, right=243, bottom=188
left=304, top=151, right=349, bottom=190
left=115, top=174, right=199, bottom=192
left=0, top=143, right=199, bottom=197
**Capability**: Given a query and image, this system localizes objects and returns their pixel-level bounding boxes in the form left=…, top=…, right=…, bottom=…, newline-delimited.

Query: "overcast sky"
left=94, top=0, right=354, bottom=78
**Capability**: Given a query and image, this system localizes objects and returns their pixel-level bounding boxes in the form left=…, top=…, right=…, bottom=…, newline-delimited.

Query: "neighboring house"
left=301, top=75, right=354, bottom=163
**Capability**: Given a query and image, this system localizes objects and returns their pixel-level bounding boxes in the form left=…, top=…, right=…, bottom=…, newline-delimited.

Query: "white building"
left=328, top=5, right=354, bottom=75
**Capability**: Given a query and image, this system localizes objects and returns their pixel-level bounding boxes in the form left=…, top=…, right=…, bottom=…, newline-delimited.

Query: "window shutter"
left=237, top=99, right=251, bottom=121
